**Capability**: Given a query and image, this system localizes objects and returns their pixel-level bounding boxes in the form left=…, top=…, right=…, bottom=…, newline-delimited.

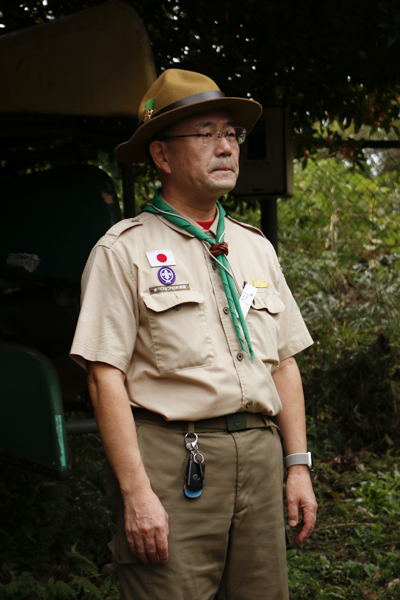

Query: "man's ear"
left=149, top=140, right=172, bottom=175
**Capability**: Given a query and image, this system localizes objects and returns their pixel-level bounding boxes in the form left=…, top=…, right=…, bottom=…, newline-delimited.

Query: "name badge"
left=239, top=284, right=257, bottom=319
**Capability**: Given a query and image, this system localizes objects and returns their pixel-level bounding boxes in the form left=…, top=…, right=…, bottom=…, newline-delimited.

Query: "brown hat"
left=114, top=69, right=262, bottom=164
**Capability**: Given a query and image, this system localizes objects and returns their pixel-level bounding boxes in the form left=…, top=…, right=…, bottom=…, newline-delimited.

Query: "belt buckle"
left=226, top=413, right=247, bottom=431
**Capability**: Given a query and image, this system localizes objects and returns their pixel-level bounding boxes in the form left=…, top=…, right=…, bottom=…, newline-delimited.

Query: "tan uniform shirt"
left=70, top=208, right=312, bottom=420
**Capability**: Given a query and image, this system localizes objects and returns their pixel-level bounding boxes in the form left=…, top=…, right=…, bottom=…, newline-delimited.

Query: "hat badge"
left=143, top=97, right=156, bottom=123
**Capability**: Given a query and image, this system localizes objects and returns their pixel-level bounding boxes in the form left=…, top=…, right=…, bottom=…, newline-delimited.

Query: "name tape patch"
left=150, top=284, right=190, bottom=294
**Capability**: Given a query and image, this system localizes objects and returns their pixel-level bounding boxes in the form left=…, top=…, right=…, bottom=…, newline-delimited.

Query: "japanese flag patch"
left=146, top=249, right=176, bottom=267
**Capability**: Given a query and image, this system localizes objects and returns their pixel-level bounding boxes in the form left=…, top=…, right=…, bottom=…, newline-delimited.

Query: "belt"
left=131, top=407, right=275, bottom=432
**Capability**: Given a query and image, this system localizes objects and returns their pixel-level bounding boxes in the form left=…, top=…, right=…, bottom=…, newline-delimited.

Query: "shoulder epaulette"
left=226, top=215, right=266, bottom=238
left=98, top=212, right=157, bottom=246
left=106, top=217, right=142, bottom=239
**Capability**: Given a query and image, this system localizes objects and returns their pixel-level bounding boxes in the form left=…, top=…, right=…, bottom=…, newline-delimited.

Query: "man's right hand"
left=87, top=362, right=169, bottom=565
left=123, top=486, right=169, bottom=564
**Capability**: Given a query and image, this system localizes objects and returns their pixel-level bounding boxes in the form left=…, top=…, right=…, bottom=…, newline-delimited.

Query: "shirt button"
left=237, top=353, right=244, bottom=361
left=223, top=307, right=229, bottom=315
left=246, top=401, right=253, bottom=409
left=173, top=304, right=181, bottom=311
left=212, top=262, right=217, bottom=270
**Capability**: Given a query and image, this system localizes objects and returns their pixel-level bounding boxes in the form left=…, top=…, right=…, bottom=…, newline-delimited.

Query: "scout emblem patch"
left=146, top=249, right=176, bottom=267
left=253, top=280, right=268, bottom=288
left=158, top=266, right=176, bottom=285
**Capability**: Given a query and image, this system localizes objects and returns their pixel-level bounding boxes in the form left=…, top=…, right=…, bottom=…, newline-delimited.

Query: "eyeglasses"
left=158, top=126, right=247, bottom=147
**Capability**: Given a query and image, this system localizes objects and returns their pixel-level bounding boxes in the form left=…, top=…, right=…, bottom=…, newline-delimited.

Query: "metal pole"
left=260, top=197, right=278, bottom=253
left=65, top=418, right=98, bottom=435
left=121, top=163, right=135, bottom=217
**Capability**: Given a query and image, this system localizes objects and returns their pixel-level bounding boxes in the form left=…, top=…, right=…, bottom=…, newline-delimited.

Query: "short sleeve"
left=70, top=243, right=138, bottom=373
left=277, top=269, right=313, bottom=362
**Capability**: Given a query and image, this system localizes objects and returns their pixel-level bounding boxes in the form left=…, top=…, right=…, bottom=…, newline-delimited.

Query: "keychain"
left=184, top=432, right=205, bottom=499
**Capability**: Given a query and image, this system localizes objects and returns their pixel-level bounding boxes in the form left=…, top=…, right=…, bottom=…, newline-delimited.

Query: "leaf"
left=392, top=125, right=400, bottom=138
left=65, top=547, right=99, bottom=577
left=69, top=575, right=102, bottom=599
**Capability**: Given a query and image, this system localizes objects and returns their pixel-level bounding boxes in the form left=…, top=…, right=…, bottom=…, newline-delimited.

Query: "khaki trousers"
left=106, top=418, right=289, bottom=600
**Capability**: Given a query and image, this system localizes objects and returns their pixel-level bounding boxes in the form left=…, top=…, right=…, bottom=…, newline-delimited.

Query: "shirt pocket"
left=142, top=290, right=215, bottom=373
left=247, top=292, right=286, bottom=365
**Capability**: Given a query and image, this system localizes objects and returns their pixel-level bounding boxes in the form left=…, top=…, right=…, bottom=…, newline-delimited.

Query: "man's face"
left=157, top=110, right=241, bottom=201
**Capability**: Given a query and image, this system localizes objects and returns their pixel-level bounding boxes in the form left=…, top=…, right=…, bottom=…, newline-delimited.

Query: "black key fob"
left=188, top=456, right=205, bottom=490
left=184, top=455, right=205, bottom=498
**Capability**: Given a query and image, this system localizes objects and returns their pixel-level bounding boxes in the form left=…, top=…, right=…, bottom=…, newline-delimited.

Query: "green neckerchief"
left=142, top=190, right=255, bottom=362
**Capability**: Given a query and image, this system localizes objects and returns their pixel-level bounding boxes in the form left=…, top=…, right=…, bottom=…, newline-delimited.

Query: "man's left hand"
left=285, top=464, right=317, bottom=547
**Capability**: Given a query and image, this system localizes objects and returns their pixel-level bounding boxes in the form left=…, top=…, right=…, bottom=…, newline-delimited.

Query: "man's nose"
left=215, top=134, right=232, bottom=155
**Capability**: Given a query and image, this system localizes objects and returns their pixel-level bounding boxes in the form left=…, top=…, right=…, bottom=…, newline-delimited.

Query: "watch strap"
left=284, top=451, right=312, bottom=469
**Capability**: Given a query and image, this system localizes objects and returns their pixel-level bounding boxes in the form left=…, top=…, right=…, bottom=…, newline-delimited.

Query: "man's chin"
left=209, top=174, right=238, bottom=195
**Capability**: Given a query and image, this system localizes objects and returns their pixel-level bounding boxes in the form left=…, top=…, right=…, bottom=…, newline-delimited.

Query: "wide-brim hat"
left=114, top=69, right=262, bottom=164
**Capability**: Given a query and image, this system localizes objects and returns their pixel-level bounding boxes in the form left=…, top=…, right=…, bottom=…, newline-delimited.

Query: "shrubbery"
left=289, top=251, right=400, bottom=452
left=279, top=153, right=400, bottom=452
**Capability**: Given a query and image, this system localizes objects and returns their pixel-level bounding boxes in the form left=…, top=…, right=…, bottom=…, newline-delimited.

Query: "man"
left=70, top=69, right=317, bottom=600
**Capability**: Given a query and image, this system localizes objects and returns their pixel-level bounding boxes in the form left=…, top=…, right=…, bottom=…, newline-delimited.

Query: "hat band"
left=154, top=90, right=226, bottom=119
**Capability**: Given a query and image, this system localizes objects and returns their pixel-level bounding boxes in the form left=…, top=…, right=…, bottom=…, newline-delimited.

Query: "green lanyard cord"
left=142, top=191, right=255, bottom=363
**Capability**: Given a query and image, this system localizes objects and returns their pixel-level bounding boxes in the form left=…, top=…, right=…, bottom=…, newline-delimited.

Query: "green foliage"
left=289, top=252, right=400, bottom=450
left=0, top=572, right=48, bottom=599
left=222, top=194, right=261, bottom=227
left=278, top=152, right=400, bottom=450
left=0, top=433, right=118, bottom=599
left=68, top=575, right=102, bottom=598
left=65, top=547, right=99, bottom=577
left=286, top=450, right=400, bottom=599
left=0, top=571, right=105, bottom=599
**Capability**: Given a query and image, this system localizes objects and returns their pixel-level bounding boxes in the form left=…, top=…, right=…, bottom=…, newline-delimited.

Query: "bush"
left=276, top=153, right=400, bottom=451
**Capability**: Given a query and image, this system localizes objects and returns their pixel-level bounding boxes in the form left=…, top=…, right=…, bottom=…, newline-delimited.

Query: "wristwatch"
left=284, top=452, right=312, bottom=469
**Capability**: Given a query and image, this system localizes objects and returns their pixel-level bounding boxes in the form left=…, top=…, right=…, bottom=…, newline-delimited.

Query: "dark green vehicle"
left=0, top=1, right=156, bottom=479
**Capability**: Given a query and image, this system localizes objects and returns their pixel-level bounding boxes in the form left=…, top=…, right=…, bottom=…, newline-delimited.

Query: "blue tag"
left=184, top=486, right=203, bottom=499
